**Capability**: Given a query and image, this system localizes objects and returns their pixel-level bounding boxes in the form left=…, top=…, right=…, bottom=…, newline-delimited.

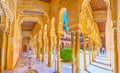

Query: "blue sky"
left=62, top=11, right=69, bottom=31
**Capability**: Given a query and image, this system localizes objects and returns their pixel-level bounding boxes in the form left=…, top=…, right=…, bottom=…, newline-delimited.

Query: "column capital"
left=112, top=21, right=117, bottom=29
left=57, top=33, right=62, bottom=37
left=47, top=34, right=54, bottom=38
left=82, top=33, right=87, bottom=38
left=42, top=37, right=47, bottom=40
left=71, top=32, right=75, bottom=37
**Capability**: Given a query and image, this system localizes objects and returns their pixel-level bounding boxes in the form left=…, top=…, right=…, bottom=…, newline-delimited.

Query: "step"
left=96, top=56, right=109, bottom=60
left=98, top=55, right=108, bottom=58
left=87, top=65, right=113, bottom=73
left=94, top=60, right=110, bottom=66
left=91, top=62, right=112, bottom=71
left=96, top=56, right=109, bottom=61
left=94, top=58, right=110, bottom=66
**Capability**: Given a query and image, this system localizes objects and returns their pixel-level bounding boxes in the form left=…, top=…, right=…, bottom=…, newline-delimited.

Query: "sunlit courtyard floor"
left=5, top=51, right=113, bottom=73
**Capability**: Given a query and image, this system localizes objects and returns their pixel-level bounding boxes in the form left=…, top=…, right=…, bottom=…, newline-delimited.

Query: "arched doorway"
left=22, top=37, right=30, bottom=52
left=61, top=42, right=64, bottom=49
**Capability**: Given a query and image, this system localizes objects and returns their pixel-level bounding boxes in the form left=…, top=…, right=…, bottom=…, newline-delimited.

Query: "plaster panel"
left=17, top=0, right=49, bottom=14
left=22, top=31, right=31, bottom=37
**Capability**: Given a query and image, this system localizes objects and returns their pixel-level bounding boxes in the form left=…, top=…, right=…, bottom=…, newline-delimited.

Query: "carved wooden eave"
left=93, top=10, right=107, bottom=22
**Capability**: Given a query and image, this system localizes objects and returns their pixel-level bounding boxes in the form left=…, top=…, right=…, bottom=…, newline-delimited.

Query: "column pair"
left=71, top=31, right=84, bottom=73
left=57, top=31, right=81, bottom=73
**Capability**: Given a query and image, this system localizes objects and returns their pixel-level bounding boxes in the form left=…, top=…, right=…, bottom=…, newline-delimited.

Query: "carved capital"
left=0, top=23, right=6, bottom=31
left=112, top=22, right=117, bottom=29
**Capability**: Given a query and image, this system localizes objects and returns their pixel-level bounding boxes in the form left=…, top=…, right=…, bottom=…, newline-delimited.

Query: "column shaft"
left=113, top=29, right=118, bottom=73
left=57, top=35, right=61, bottom=73
left=48, top=36, right=53, bottom=67
left=37, top=34, right=40, bottom=60
left=37, top=41, right=40, bottom=60
left=83, top=34, right=86, bottom=70
left=91, top=41, right=94, bottom=62
left=89, top=38, right=91, bottom=64
left=42, top=39, right=45, bottom=62
left=71, top=32, right=75, bottom=73
left=76, top=31, right=80, bottom=73
left=1, top=32, right=6, bottom=73
left=7, top=35, right=13, bottom=70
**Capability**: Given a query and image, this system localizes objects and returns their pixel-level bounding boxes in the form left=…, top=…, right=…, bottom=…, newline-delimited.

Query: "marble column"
left=1, top=32, right=6, bottom=73
left=94, top=44, right=97, bottom=59
left=57, top=34, right=61, bottom=73
left=37, top=34, right=40, bottom=60
left=42, top=38, right=45, bottom=62
left=48, top=35, right=53, bottom=67
left=89, top=37, right=91, bottom=64
left=91, top=41, right=94, bottom=62
left=6, top=34, right=14, bottom=70
left=113, top=27, right=118, bottom=73
left=76, top=31, right=80, bottom=73
left=71, top=32, right=75, bottom=73
left=83, top=33, right=86, bottom=71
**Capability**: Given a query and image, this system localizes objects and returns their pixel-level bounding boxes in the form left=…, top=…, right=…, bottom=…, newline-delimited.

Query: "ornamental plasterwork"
left=0, top=4, right=5, bottom=16
left=17, top=0, right=49, bottom=15
left=1, top=0, right=15, bottom=23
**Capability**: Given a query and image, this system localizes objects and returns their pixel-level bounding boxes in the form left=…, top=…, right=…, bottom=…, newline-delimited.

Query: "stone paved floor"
left=4, top=51, right=113, bottom=73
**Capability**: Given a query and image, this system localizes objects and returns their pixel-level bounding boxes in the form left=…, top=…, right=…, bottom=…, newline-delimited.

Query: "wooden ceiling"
left=39, top=0, right=51, bottom=3
left=90, top=0, right=107, bottom=34
left=97, top=22, right=106, bottom=48
left=21, top=21, right=38, bottom=31
left=90, top=0, right=107, bottom=11
left=97, top=22, right=106, bottom=32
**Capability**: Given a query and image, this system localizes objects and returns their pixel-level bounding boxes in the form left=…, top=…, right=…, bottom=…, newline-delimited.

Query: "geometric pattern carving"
left=90, top=0, right=107, bottom=11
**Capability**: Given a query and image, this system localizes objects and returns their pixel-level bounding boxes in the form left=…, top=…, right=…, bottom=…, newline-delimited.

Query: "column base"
left=84, top=68, right=87, bottom=71
left=53, top=71, right=57, bottom=73
left=37, top=57, right=40, bottom=61
left=41, top=59, right=44, bottom=62
left=0, top=69, right=4, bottom=73
left=47, top=64, right=52, bottom=67
left=36, top=58, right=40, bottom=61
left=57, top=71, right=61, bottom=73
left=53, top=71, right=60, bottom=73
